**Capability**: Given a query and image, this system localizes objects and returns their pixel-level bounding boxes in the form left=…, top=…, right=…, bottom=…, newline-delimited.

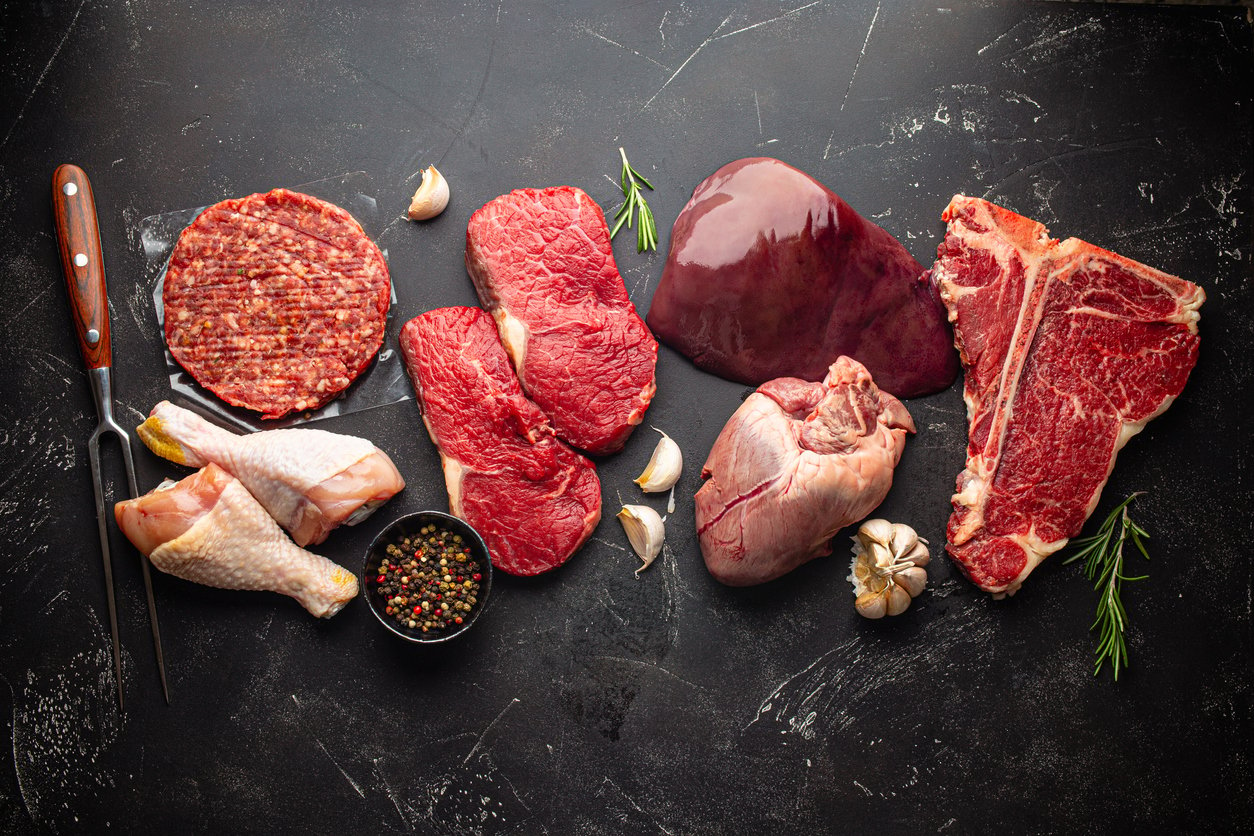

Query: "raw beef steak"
left=931, top=195, right=1204, bottom=595
left=163, top=189, right=390, bottom=419
left=696, top=357, right=914, bottom=586
left=400, top=307, right=601, bottom=576
left=465, top=186, right=658, bottom=455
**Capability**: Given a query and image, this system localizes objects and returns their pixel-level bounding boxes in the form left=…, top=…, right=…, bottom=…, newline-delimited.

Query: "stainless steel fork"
left=53, top=163, right=169, bottom=710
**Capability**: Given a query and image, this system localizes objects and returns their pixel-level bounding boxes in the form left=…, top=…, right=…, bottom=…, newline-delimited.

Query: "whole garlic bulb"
left=847, top=519, right=930, bottom=619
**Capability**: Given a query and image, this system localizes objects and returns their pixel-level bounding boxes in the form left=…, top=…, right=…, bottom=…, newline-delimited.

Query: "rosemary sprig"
left=1061, top=491, right=1151, bottom=681
left=609, top=147, right=658, bottom=252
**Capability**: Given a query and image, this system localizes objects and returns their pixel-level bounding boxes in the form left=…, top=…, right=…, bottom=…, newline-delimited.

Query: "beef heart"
left=696, top=357, right=914, bottom=586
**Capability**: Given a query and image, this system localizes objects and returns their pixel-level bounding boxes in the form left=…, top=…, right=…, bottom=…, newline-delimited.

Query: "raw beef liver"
left=646, top=157, right=958, bottom=398
left=399, top=307, right=601, bottom=576
left=696, top=356, right=915, bottom=586
left=465, top=186, right=658, bottom=455
left=931, top=195, right=1205, bottom=595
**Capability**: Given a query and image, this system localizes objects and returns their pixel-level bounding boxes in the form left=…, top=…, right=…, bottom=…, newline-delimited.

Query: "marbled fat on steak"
left=400, top=307, right=601, bottom=576
left=931, top=195, right=1205, bottom=596
left=464, top=186, right=658, bottom=455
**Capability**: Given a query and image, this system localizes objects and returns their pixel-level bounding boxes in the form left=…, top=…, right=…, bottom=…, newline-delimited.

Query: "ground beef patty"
left=163, top=189, right=390, bottom=419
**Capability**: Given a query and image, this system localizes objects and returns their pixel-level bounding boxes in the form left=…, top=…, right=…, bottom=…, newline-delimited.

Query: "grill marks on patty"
left=163, top=189, right=390, bottom=419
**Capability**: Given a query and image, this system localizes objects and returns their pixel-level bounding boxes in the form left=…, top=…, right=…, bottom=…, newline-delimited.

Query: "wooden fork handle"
left=52, top=164, right=111, bottom=370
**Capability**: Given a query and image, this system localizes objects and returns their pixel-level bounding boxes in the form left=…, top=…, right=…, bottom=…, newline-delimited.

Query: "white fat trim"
left=948, top=464, right=987, bottom=545
left=1006, top=524, right=1066, bottom=575
left=419, top=412, right=465, bottom=514
left=1058, top=239, right=1207, bottom=335
left=983, top=524, right=1067, bottom=598
left=442, top=455, right=465, bottom=515
left=962, top=389, right=978, bottom=424
left=1071, top=410, right=1156, bottom=526
left=493, top=308, right=530, bottom=379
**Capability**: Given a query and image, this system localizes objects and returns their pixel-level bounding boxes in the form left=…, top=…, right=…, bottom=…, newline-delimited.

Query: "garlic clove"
left=407, top=165, right=450, bottom=220
left=888, top=523, right=915, bottom=559
left=855, top=590, right=888, bottom=619
left=634, top=428, right=683, bottom=493
left=885, top=584, right=913, bottom=617
left=857, top=518, right=895, bottom=550
left=618, top=504, right=665, bottom=574
left=895, top=565, right=928, bottom=598
left=900, top=540, right=931, bottom=568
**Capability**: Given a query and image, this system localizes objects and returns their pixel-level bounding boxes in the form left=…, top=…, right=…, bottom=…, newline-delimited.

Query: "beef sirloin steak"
left=400, top=307, right=601, bottom=576
left=465, top=186, right=658, bottom=455
left=931, top=195, right=1204, bottom=595
left=163, top=189, right=390, bottom=419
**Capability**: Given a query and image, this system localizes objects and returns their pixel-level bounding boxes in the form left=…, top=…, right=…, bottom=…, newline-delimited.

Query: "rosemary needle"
left=609, top=147, right=658, bottom=253
left=1061, top=491, right=1151, bottom=681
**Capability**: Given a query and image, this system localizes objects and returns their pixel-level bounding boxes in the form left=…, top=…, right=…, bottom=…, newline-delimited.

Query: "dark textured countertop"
left=1, top=2, right=1251, bottom=833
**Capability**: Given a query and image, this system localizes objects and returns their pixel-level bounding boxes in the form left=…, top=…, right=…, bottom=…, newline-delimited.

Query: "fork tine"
left=88, top=434, right=125, bottom=711
left=109, top=420, right=171, bottom=704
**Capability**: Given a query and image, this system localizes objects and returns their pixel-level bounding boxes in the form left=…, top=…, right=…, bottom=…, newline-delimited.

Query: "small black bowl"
left=362, top=511, right=493, bottom=643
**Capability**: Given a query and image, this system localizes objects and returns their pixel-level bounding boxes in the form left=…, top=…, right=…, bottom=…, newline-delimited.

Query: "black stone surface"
left=1, top=2, right=1250, bottom=833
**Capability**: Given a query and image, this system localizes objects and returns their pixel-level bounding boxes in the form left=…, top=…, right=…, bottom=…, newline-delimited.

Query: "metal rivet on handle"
left=86, top=329, right=100, bottom=345
left=63, top=182, right=78, bottom=196
left=74, top=253, right=88, bottom=267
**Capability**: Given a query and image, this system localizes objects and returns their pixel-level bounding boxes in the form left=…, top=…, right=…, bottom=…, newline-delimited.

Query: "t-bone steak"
left=399, top=306, right=601, bottom=576
left=930, top=195, right=1204, bottom=596
left=163, top=188, right=391, bottom=419
left=464, top=186, right=658, bottom=455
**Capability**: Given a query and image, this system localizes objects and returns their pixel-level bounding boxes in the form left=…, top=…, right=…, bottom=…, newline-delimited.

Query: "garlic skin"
left=848, top=519, right=930, bottom=619
left=407, top=165, right=450, bottom=220
left=618, top=504, right=665, bottom=575
left=634, top=428, right=683, bottom=493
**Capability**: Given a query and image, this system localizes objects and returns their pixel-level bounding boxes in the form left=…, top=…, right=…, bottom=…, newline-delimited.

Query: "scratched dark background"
left=1, top=1, right=1251, bottom=833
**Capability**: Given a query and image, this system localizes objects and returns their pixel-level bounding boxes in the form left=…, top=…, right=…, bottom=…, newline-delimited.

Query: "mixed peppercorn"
left=370, top=523, right=484, bottom=635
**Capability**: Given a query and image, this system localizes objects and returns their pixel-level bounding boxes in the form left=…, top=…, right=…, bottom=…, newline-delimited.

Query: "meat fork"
left=52, top=164, right=169, bottom=710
